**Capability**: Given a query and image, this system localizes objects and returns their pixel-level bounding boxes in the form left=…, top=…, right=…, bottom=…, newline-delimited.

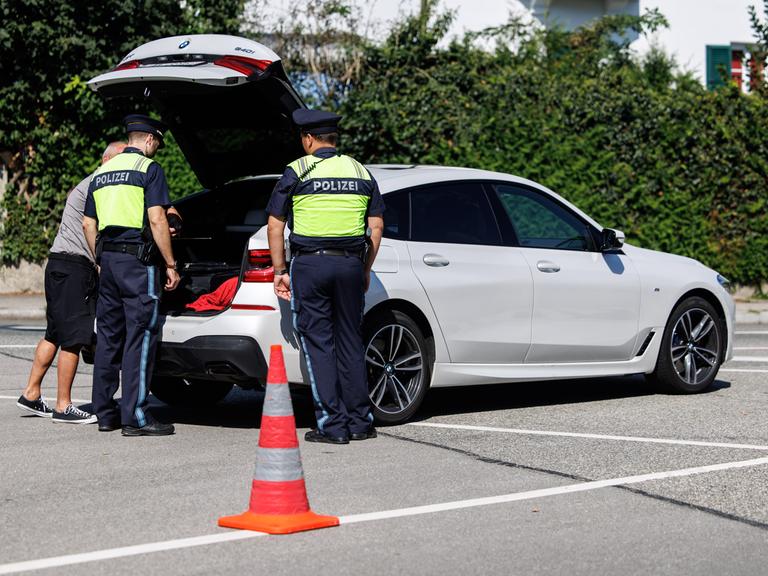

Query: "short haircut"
left=102, top=141, right=127, bottom=159
left=127, top=131, right=150, bottom=146
left=306, top=132, right=338, bottom=147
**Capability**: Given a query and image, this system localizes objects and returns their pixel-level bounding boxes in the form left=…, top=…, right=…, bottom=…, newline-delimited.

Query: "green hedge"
left=0, top=0, right=238, bottom=263
left=339, top=10, right=768, bottom=286
left=3, top=3, right=768, bottom=287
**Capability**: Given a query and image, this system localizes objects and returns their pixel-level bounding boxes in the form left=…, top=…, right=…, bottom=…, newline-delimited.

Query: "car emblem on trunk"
left=179, top=40, right=190, bottom=49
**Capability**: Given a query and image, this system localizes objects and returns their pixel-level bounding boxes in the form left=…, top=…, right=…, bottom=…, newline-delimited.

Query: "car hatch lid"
left=88, top=35, right=305, bottom=188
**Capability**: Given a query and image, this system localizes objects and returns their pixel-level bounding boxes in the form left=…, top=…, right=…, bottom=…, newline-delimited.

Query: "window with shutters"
left=706, top=45, right=731, bottom=90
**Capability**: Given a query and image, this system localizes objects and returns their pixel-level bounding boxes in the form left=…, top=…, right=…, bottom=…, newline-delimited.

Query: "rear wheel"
left=150, top=377, right=233, bottom=406
left=364, top=310, right=431, bottom=424
left=650, top=296, right=723, bottom=393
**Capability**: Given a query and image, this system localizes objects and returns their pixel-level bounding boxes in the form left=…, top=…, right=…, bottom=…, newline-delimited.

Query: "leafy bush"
left=0, top=0, right=241, bottom=263
left=337, top=6, right=768, bottom=286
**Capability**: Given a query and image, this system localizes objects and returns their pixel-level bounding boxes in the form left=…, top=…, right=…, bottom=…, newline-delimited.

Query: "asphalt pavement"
left=0, top=322, right=767, bottom=575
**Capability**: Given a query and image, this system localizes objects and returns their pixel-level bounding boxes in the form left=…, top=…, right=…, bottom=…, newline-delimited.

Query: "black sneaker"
left=52, top=404, right=97, bottom=424
left=16, top=394, right=53, bottom=417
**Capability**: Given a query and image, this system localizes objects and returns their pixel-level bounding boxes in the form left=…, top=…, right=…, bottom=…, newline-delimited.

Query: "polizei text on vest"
left=94, top=171, right=131, bottom=187
left=312, top=180, right=360, bottom=192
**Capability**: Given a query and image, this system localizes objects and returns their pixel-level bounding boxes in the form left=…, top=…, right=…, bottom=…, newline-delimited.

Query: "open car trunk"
left=159, top=177, right=278, bottom=316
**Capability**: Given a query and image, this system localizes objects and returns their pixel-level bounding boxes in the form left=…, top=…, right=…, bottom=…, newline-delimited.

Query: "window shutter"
left=707, top=45, right=732, bottom=89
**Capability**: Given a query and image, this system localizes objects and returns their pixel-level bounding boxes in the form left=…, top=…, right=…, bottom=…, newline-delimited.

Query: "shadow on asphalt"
left=410, top=375, right=731, bottom=423
left=144, top=385, right=318, bottom=430
left=104, top=376, right=731, bottom=430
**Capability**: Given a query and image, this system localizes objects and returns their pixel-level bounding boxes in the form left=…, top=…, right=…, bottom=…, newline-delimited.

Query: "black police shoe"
left=350, top=427, right=377, bottom=441
left=122, top=420, right=175, bottom=437
left=98, top=420, right=121, bottom=432
left=304, top=429, right=349, bottom=444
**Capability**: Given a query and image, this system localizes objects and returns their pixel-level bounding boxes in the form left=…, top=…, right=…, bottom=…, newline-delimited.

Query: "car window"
left=410, top=183, right=501, bottom=245
left=382, top=191, right=409, bottom=240
left=493, top=184, right=592, bottom=251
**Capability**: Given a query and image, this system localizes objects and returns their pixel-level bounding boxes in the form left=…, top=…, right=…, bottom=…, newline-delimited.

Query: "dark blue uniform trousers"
left=291, top=253, right=372, bottom=438
left=92, top=251, right=160, bottom=428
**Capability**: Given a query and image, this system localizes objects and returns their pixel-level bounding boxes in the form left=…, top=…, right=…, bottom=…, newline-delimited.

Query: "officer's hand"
left=364, top=270, right=371, bottom=293
left=274, top=274, right=291, bottom=301
left=165, top=268, right=180, bottom=291
left=167, top=214, right=183, bottom=237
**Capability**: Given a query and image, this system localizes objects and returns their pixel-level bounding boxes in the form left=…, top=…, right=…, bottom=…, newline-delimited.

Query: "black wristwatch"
left=274, top=268, right=289, bottom=276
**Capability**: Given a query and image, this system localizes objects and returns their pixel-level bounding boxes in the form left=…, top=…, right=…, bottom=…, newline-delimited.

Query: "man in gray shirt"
left=17, top=141, right=126, bottom=423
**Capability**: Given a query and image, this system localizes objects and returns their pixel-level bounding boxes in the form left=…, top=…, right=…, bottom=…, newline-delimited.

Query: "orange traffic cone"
left=218, top=344, right=339, bottom=534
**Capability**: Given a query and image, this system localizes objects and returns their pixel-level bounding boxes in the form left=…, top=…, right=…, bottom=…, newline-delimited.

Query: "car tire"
left=650, top=296, right=724, bottom=393
left=364, top=309, right=432, bottom=425
left=150, top=377, right=234, bottom=406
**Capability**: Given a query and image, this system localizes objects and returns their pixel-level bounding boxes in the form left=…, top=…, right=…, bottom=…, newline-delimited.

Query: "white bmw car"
left=88, top=34, right=735, bottom=424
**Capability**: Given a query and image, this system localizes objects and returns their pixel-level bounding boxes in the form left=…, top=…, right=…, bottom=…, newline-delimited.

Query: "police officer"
left=82, top=114, right=180, bottom=436
left=267, top=109, right=385, bottom=445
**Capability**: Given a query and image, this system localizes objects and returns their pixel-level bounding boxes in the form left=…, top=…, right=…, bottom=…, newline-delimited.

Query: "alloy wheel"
left=670, top=308, right=720, bottom=387
left=365, top=324, right=424, bottom=416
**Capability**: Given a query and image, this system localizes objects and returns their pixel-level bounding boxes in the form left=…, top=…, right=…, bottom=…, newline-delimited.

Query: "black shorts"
left=44, top=253, right=98, bottom=348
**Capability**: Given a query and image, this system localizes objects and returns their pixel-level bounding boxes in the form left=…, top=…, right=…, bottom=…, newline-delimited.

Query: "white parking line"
left=720, top=368, right=768, bottom=374
left=734, top=347, right=768, bottom=350
left=408, top=422, right=768, bottom=451
left=0, top=532, right=264, bottom=575
left=729, top=356, right=768, bottom=362
left=1, top=455, right=767, bottom=575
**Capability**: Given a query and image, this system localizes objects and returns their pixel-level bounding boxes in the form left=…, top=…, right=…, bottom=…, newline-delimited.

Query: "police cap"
left=292, top=109, right=342, bottom=135
left=124, top=114, right=168, bottom=148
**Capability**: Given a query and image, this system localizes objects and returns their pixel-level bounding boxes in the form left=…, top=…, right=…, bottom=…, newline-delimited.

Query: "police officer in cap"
left=267, top=109, right=385, bottom=444
left=83, top=114, right=180, bottom=436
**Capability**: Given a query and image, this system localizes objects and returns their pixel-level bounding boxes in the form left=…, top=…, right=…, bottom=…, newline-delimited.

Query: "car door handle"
left=536, top=260, right=560, bottom=273
left=423, top=254, right=450, bottom=267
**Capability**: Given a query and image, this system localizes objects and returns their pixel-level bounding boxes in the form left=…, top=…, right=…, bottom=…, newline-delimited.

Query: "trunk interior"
left=159, top=177, right=278, bottom=316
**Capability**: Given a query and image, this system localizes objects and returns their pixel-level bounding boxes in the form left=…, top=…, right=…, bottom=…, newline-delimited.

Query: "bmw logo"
left=178, top=40, right=190, bottom=49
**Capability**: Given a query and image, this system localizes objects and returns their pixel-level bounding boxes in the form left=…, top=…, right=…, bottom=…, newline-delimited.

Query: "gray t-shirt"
left=50, top=174, right=94, bottom=262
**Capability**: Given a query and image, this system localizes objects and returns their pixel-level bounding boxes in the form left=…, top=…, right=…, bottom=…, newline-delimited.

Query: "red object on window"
left=214, top=56, right=272, bottom=76
left=243, top=249, right=274, bottom=283
left=731, top=50, right=744, bottom=90
left=114, top=60, right=140, bottom=71
left=186, top=277, right=239, bottom=312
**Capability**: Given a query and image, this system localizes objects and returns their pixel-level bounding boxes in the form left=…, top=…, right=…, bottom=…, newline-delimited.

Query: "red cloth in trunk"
left=185, top=277, right=238, bottom=312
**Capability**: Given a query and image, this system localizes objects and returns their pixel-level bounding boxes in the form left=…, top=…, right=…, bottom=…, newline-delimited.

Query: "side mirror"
left=600, top=228, right=625, bottom=251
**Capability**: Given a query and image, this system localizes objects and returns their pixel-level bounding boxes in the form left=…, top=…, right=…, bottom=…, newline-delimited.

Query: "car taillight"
left=243, top=249, right=274, bottom=282
left=213, top=55, right=272, bottom=76
left=113, top=59, right=140, bottom=71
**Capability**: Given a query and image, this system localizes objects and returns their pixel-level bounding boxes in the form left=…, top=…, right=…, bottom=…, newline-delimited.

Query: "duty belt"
left=102, top=242, right=141, bottom=255
left=296, top=248, right=364, bottom=259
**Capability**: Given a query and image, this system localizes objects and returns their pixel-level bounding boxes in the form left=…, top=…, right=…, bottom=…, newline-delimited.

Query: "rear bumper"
left=155, top=335, right=268, bottom=386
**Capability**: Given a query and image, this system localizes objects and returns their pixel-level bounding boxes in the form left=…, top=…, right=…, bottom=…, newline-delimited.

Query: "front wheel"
left=364, top=310, right=432, bottom=424
left=650, top=296, right=724, bottom=393
left=151, top=377, right=233, bottom=406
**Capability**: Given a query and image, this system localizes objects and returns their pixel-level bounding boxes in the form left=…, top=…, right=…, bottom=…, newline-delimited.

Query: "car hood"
left=88, top=35, right=305, bottom=189
left=622, top=242, right=711, bottom=271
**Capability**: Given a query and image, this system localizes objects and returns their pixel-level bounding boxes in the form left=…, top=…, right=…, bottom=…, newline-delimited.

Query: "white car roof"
left=367, top=165, right=602, bottom=229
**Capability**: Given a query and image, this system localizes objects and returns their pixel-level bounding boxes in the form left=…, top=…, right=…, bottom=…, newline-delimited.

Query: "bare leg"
left=55, top=346, right=82, bottom=412
left=22, top=339, right=58, bottom=401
